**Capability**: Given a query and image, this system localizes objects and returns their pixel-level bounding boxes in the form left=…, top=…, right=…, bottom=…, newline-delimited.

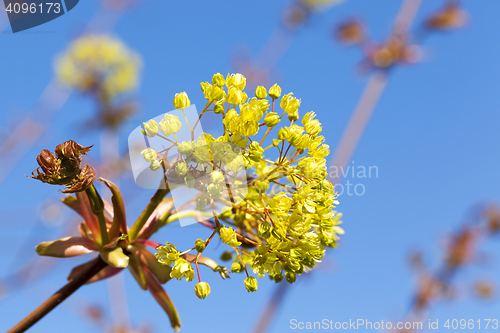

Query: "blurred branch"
left=394, top=204, right=500, bottom=333
left=251, top=1, right=423, bottom=332
left=6, top=256, right=108, bottom=333
left=329, top=0, right=422, bottom=182
left=0, top=1, right=134, bottom=188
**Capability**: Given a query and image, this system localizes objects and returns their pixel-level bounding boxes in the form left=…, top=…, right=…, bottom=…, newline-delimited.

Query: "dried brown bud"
left=484, top=207, right=500, bottom=235
left=54, top=140, right=92, bottom=162
left=425, top=2, right=467, bottom=31
left=61, top=164, right=96, bottom=193
left=369, top=36, right=420, bottom=69
left=31, top=140, right=95, bottom=193
left=283, top=6, right=307, bottom=29
left=474, top=281, right=495, bottom=299
left=445, top=227, right=476, bottom=269
left=336, top=19, right=365, bottom=45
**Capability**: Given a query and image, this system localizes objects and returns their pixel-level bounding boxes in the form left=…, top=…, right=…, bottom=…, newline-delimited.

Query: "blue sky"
left=1, top=0, right=500, bottom=332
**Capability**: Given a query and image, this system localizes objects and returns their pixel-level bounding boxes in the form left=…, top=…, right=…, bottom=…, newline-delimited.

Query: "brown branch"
left=329, top=70, right=388, bottom=184
left=329, top=0, right=422, bottom=184
left=7, top=256, right=108, bottom=333
left=251, top=282, right=289, bottom=333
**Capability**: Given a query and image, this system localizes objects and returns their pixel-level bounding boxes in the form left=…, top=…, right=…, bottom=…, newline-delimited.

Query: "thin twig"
left=252, top=1, right=423, bottom=333
left=7, top=256, right=108, bottom=333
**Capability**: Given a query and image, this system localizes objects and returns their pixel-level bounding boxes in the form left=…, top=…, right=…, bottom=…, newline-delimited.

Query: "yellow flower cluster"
left=151, top=73, right=344, bottom=298
left=56, top=35, right=141, bottom=98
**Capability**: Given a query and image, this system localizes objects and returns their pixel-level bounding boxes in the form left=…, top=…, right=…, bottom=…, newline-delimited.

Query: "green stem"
left=162, top=210, right=213, bottom=227
left=128, top=188, right=170, bottom=240
left=85, top=184, right=109, bottom=246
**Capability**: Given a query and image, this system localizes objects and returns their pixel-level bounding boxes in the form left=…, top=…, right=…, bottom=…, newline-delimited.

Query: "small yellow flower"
left=244, top=276, right=258, bottom=292
left=255, top=86, right=267, bottom=99
left=268, top=84, right=281, bottom=99
left=142, top=119, right=159, bottom=137
left=227, top=87, right=247, bottom=105
left=149, top=160, right=161, bottom=171
left=141, top=148, right=157, bottom=162
left=173, top=92, right=191, bottom=109
left=264, top=112, right=280, bottom=127
left=219, top=226, right=242, bottom=247
left=226, top=73, right=246, bottom=90
left=212, top=73, right=225, bottom=86
left=160, top=114, right=182, bottom=137
left=194, top=282, right=211, bottom=299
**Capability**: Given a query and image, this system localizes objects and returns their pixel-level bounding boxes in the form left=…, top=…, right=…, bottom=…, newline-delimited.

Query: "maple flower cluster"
left=55, top=35, right=141, bottom=98
left=143, top=73, right=344, bottom=298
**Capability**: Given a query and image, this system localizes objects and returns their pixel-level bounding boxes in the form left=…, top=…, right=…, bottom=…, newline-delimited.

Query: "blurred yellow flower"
left=298, top=0, right=343, bottom=12
left=55, top=35, right=141, bottom=98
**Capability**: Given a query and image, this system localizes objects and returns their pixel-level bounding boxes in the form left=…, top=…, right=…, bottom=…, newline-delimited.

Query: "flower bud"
left=287, top=110, right=299, bottom=122
left=195, top=239, right=206, bottom=252
left=142, top=119, right=159, bottom=137
left=285, top=272, right=296, bottom=284
left=264, top=112, right=280, bottom=127
left=209, top=85, right=225, bottom=101
left=273, top=272, right=284, bottom=283
left=207, top=183, right=223, bottom=199
left=141, top=148, right=157, bottom=162
left=258, top=222, right=272, bottom=239
left=195, top=196, right=208, bottom=210
left=220, top=251, right=233, bottom=261
left=231, top=262, right=243, bottom=273
left=277, top=127, right=289, bottom=141
left=200, top=82, right=211, bottom=94
left=175, top=161, right=188, bottom=176
left=173, top=91, right=190, bottom=109
left=150, top=160, right=161, bottom=171
left=214, top=103, right=225, bottom=114
left=244, top=276, right=258, bottom=292
left=285, top=97, right=301, bottom=114
left=212, top=73, right=225, bottom=86
left=268, top=84, right=281, bottom=99
left=336, top=19, right=365, bottom=45
left=210, top=171, right=225, bottom=184
left=194, top=282, right=211, bottom=299
left=272, top=138, right=281, bottom=147
left=248, top=141, right=264, bottom=162
left=255, top=86, right=267, bottom=99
